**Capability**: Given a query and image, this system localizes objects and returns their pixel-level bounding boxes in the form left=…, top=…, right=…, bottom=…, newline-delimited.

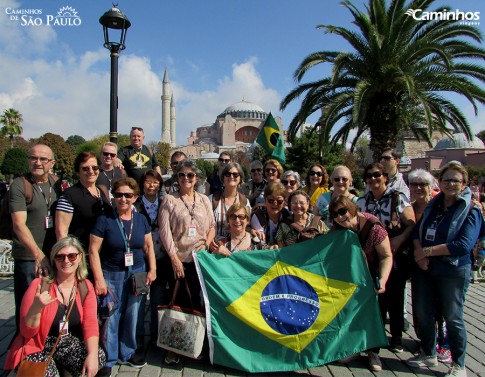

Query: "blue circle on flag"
left=260, top=275, right=319, bottom=335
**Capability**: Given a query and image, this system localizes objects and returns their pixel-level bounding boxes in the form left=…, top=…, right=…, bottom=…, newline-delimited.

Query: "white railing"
left=0, top=239, right=14, bottom=275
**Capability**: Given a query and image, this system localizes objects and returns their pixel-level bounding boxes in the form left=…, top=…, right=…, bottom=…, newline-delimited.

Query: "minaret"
left=170, top=93, right=176, bottom=147
left=161, top=68, right=171, bottom=143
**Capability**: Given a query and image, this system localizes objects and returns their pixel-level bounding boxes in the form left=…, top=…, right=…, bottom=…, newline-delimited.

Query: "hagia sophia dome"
left=218, top=99, right=267, bottom=119
left=434, top=132, right=485, bottom=150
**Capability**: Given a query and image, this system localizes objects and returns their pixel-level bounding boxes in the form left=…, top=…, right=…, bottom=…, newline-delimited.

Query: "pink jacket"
left=4, top=278, right=99, bottom=370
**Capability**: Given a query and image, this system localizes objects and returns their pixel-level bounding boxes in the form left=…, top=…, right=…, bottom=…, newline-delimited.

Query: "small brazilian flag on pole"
left=194, top=230, right=387, bottom=373
left=255, top=112, right=286, bottom=164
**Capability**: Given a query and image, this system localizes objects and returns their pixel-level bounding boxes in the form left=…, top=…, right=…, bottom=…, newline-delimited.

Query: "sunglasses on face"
left=102, top=152, right=116, bottom=158
left=309, top=170, right=323, bottom=177
left=178, top=172, right=196, bottom=179
left=364, top=171, right=383, bottom=180
left=113, top=192, right=135, bottom=199
left=171, top=160, right=182, bottom=167
left=218, top=158, right=231, bottom=163
left=251, top=168, right=262, bottom=173
left=330, top=207, right=349, bottom=219
left=410, top=182, right=428, bottom=188
left=81, top=165, right=99, bottom=172
left=265, top=168, right=277, bottom=174
left=54, top=253, right=79, bottom=262
left=281, top=179, right=297, bottom=186
left=229, top=214, right=247, bottom=221
left=224, top=172, right=240, bottom=178
left=333, top=177, right=349, bottom=183
left=266, top=198, right=284, bottom=205
left=28, top=156, right=53, bottom=164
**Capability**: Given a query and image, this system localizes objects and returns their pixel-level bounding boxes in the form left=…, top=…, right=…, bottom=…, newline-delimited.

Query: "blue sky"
left=0, top=0, right=484, bottom=146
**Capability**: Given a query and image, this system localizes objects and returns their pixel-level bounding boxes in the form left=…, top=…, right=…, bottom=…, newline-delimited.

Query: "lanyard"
left=229, top=232, right=247, bottom=253
left=115, top=210, right=134, bottom=252
left=56, top=281, right=76, bottom=320
left=180, top=191, right=196, bottom=222
left=219, top=190, right=239, bottom=236
left=102, top=169, right=115, bottom=191
left=35, top=181, right=53, bottom=215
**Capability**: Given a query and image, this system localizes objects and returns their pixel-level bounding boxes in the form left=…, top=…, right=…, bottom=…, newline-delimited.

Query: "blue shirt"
left=91, top=211, right=150, bottom=271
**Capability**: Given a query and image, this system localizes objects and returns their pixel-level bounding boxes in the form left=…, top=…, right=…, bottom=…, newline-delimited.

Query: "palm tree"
left=280, top=0, right=485, bottom=160
left=1, top=108, right=24, bottom=149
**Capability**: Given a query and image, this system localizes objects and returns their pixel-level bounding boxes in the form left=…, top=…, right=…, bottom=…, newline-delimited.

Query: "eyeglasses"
left=229, top=214, right=247, bottom=221
left=113, top=192, right=135, bottom=199
left=442, top=178, right=463, bottom=185
left=364, top=171, right=382, bottom=180
left=330, top=207, right=349, bottom=219
left=28, top=156, right=53, bottom=164
left=333, top=177, right=349, bottom=183
left=54, top=253, right=79, bottom=262
left=251, top=168, right=262, bottom=173
left=224, top=172, right=240, bottom=178
left=309, top=170, right=323, bottom=177
left=178, top=172, right=196, bottom=179
left=131, top=127, right=144, bottom=131
left=102, top=152, right=116, bottom=158
left=81, top=165, right=99, bottom=172
left=281, top=179, right=297, bottom=186
left=265, top=168, right=277, bottom=174
left=218, top=158, right=231, bottom=163
left=380, top=155, right=394, bottom=161
left=266, top=198, right=284, bottom=205
left=410, top=182, right=429, bottom=188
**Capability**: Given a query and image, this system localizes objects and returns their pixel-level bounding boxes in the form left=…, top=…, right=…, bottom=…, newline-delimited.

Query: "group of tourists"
left=3, top=127, right=483, bottom=377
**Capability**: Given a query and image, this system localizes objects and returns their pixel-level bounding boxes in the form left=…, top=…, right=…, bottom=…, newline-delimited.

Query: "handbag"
left=156, top=279, right=206, bottom=359
left=131, top=272, right=149, bottom=296
left=17, top=285, right=76, bottom=377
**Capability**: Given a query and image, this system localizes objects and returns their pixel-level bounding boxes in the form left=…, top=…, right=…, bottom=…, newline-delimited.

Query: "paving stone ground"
left=0, top=277, right=483, bottom=377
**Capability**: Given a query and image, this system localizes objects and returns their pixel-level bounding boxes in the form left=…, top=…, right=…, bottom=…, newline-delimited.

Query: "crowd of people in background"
left=2, top=127, right=484, bottom=377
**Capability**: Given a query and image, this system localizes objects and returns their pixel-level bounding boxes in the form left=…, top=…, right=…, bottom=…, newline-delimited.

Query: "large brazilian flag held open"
left=194, top=230, right=387, bottom=372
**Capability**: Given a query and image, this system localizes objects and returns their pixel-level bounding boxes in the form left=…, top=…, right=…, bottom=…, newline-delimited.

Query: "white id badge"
left=188, top=225, right=196, bottom=237
left=59, top=321, right=69, bottom=335
left=425, top=228, right=436, bottom=241
left=136, top=160, right=142, bottom=168
left=45, top=216, right=54, bottom=229
left=124, top=253, right=134, bottom=267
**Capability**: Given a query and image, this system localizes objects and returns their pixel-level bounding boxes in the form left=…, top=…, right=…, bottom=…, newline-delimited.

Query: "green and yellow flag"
left=255, top=112, right=286, bottom=164
left=194, top=230, right=387, bottom=373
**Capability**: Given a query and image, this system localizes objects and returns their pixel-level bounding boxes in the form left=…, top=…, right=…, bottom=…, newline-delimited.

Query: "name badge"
left=124, top=253, right=134, bottom=267
left=136, top=160, right=142, bottom=168
left=188, top=225, right=196, bottom=237
left=59, top=321, right=69, bottom=336
left=425, top=228, right=436, bottom=241
left=45, top=216, right=53, bottom=229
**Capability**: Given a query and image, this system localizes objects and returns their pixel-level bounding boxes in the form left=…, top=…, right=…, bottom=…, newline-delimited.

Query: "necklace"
left=230, top=232, right=247, bottom=253
left=180, top=191, right=196, bottom=221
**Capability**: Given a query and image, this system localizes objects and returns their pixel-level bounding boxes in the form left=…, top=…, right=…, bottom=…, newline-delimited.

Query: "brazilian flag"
left=255, top=112, right=286, bottom=164
left=194, top=230, right=387, bottom=373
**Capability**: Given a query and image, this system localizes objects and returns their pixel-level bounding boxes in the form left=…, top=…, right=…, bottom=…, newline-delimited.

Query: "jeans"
left=13, top=260, right=36, bottom=330
left=413, top=263, right=470, bottom=368
left=101, top=266, right=145, bottom=367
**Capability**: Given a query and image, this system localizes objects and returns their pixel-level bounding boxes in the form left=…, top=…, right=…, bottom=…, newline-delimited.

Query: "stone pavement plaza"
left=0, top=277, right=483, bottom=377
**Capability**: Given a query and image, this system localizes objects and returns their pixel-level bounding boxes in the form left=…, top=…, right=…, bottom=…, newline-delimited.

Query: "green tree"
left=87, top=134, right=131, bottom=151
left=0, top=108, right=24, bottom=149
left=251, top=145, right=272, bottom=164
left=35, top=133, right=74, bottom=179
left=148, top=141, right=171, bottom=173
left=195, top=160, right=217, bottom=181
left=0, top=148, right=28, bottom=177
left=280, top=0, right=485, bottom=160
left=66, top=135, right=86, bottom=150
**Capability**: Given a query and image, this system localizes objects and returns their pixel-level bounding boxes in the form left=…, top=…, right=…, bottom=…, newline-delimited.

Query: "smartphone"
left=374, top=276, right=381, bottom=290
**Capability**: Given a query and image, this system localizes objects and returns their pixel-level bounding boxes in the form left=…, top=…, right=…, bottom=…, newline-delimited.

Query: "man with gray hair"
left=241, top=160, right=267, bottom=209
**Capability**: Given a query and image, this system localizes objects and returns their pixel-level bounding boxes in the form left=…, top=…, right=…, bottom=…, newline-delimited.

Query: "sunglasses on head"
left=251, top=168, right=262, bottom=173
left=281, top=179, right=297, bottom=186
left=333, top=177, right=349, bottom=183
left=113, top=192, right=135, bottom=199
left=131, top=127, right=144, bottom=131
left=218, top=158, right=231, bottom=163
left=54, top=253, right=79, bottom=262
left=229, top=214, right=247, bottom=221
left=364, top=171, right=383, bottom=180
left=81, top=165, right=99, bottom=172
left=410, top=182, right=428, bottom=188
left=102, top=152, right=116, bottom=158
left=266, top=198, right=284, bottom=205
left=330, top=207, right=349, bottom=219
left=178, top=172, right=196, bottom=179
left=224, top=172, right=240, bottom=178
left=309, top=170, right=323, bottom=177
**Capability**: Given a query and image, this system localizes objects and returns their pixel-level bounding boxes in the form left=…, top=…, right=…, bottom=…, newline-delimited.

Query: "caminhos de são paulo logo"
left=405, top=8, right=480, bottom=24
left=5, top=5, right=82, bottom=27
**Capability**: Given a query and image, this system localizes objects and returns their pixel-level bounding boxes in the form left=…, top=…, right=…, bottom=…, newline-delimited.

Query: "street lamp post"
left=99, top=6, right=131, bottom=144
